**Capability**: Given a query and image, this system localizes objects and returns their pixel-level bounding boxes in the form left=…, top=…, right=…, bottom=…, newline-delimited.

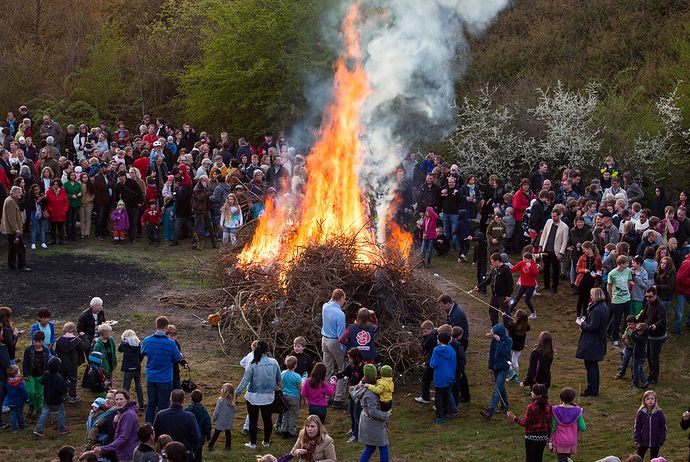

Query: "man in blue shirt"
left=321, top=288, right=347, bottom=409
left=141, top=316, right=182, bottom=423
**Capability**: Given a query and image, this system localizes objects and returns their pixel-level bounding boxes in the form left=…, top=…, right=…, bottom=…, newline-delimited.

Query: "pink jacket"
left=421, top=207, right=439, bottom=240
left=111, top=208, right=130, bottom=232
left=301, top=380, right=335, bottom=407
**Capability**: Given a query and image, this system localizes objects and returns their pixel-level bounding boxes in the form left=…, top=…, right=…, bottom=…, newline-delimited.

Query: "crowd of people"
left=2, top=109, right=690, bottom=462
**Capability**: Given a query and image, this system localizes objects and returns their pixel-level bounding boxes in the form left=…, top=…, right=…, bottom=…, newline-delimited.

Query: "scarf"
left=300, top=435, right=320, bottom=462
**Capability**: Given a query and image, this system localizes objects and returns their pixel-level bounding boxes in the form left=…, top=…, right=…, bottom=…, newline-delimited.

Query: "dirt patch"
left=0, top=255, right=157, bottom=318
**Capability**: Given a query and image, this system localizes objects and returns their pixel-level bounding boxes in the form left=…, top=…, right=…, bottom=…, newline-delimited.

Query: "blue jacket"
left=185, top=402, right=212, bottom=438
left=454, top=210, right=473, bottom=241
left=236, top=355, right=281, bottom=395
left=429, top=344, right=456, bottom=388
left=488, top=324, right=513, bottom=372
left=141, top=332, right=182, bottom=383
left=31, top=322, right=55, bottom=349
left=5, top=377, right=28, bottom=407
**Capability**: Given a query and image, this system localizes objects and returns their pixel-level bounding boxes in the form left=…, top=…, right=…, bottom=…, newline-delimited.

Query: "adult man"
left=321, top=288, right=347, bottom=409
left=77, top=297, right=107, bottom=345
left=236, top=137, right=251, bottom=162
left=190, top=175, right=216, bottom=250
left=528, top=189, right=550, bottom=238
left=637, top=287, right=667, bottom=384
left=39, top=115, right=63, bottom=148
left=141, top=316, right=182, bottom=423
left=103, top=143, right=119, bottom=163
left=603, top=177, right=628, bottom=206
left=171, top=178, right=194, bottom=247
left=675, top=206, right=690, bottom=258
left=474, top=253, right=514, bottom=326
left=440, top=176, right=462, bottom=251
left=153, top=389, right=202, bottom=462
left=417, top=173, right=441, bottom=214
left=93, top=163, right=115, bottom=239
left=539, top=204, right=570, bottom=294
left=529, top=161, right=549, bottom=194
left=114, top=171, right=144, bottom=243
left=2, top=186, right=29, bottom=271
left=438, top=294, right=469, bottom=349
left=265, top=155, right=290, bottom=193
left=142, top=125, right=158, bottom=148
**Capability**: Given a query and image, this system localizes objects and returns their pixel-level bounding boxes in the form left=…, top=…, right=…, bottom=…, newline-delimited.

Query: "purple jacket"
left=634, top=407, right=667, bottom=448
left=100, top=401, right=139, bottom=460
left=111, top=208, right=130, bottom=232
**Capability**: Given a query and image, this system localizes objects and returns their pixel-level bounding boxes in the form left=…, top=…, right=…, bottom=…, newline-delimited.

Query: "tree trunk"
left=34, top=0, right=41, bottom=46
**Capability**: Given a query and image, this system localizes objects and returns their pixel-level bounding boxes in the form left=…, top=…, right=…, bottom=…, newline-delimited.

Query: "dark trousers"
left=50, top=222, right=65, bottom=243
left=174, top=216, right=194, bottom=242
left=94, top=203, right=110, bottom=236
left=145, top=381, right=172, bottom=423
left=420, top=364, right=433, bottom=401
left=308, top=404, right=328, bottom=424
left=194, top=213, right=216, bottom=247
left=209, top=429, right=231, bottom=449
left=542, top=252, right=560, bottom=290
left=512, top=285, right=536, bottom=313
left=246, top=402, right=273, bottom=445
left=584, top=360, right=600, bottom=396
left=349, top=398, right=362, bottom=438
left=576, top=277, right=595, bottom=317
left=489, top=294, right=511, bottom=326
left=524, top=437, right=548, bottom=462
left=0, top=382, right=6, bottom=425
left=647, top=338, right=664, bottom=382
left=434, top=386, right=450, bottom=419
left=60, top=371, right=77, bottom=398
left=511, top=219, right=525, bottom=252
left=476, top=259, right=488, bottom=293
left=458, top=369, right=470, bottom=401
left=146, top=225, right=159, bottom=243
left=7, top=234, right=26, bottom=268
left=66, top=206, right=79, bottom=240
left=609, top=302, right=630, bottom=342
left=123, top=370, right=145, bottom=408
left=126, top=207, right=139, bottom=242
left=637, top=446, right=659, bottom=459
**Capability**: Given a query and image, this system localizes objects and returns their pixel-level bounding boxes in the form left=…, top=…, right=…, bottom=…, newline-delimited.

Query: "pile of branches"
left=215, top=235, right=442, bottom=377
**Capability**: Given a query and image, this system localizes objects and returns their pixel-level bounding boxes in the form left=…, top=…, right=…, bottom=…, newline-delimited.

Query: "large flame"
left=238, top=4, right=410, bottom=269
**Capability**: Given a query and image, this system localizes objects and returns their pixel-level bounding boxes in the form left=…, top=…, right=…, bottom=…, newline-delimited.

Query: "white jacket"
left=539, top=218, right=570, bottom=256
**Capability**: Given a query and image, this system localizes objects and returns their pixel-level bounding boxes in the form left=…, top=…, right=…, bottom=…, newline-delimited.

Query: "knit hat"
left=117, top=200, right=125, bottom=207
left=363, top=363, right=377, bottom=382
left=380, top=365, right=393, bottom=378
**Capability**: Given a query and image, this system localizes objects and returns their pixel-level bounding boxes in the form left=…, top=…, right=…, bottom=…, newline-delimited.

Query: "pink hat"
left=651, top=458, right=667, bottom=462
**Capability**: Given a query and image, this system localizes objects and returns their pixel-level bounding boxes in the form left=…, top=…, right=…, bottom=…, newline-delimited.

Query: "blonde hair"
left=220, top=383, right=236, bottom=406
left=97, top=324, right=112, bottom=336
left=299, top=414, right=328, bottom=445
left=590, top=287, right=607, bottom=303
left=638, top=390, right=661, bottom=414
left=121, top=329, right=140, bottom=346
left=63, top=322, right=76, bottom=334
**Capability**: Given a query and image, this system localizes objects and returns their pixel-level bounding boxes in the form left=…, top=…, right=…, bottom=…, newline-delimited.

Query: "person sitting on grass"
left=289, top=414, right=337, bottom=462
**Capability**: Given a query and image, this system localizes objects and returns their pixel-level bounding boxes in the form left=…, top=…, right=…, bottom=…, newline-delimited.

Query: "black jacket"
left=420, top=330, right=438, bottom=362
left=478, top=264, right=513, bottom=298
left=522, top=348, right=552, bottom=389
left=265, top=165, right=290, bottom=192
left=118, top=341, right=143, bottom=372
left=77, top=308, right=106, bottom=345
left=417, top=182, right=441, bottom=213
left=441, top=187, right=463, bottom=214
left=446, top=303, right=469, bottom=345
left=22, top=345, right=50, bottom=378
left=55, top=334, right=90, bottom=373
left=637, top=299, right=667, bottom=339
left=41, top=357, right=68, bottom=405
left=528, top=199, right=547, bottom=232
left=576, top=301, right=609, bottom=362
left=0, top=343, right=9, bottom=383
left=174, top=185, right=193, bottom=218
left=153, top=404, right=203, bottom=452
left=654, top=269, right=676, bottom=301
left=114, top=178, right=144, bottom=208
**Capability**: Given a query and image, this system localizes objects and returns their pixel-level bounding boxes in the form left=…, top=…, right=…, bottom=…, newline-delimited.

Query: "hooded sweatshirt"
left=429, top=343, right=456, bottom=388
left=40, top=356, right=68, bottom=405
left=551, top=405, right=585, bottom=452
left=100, top=401, right=140, bottom=461
left=634, top=406, right=667, bottom=448
left=5, top=375, right=29, bottom=407
left=488, top=324, right=513, bottom=372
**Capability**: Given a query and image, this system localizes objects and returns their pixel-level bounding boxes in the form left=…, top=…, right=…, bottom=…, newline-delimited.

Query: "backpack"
left=82, top=351, right=108, bottom=392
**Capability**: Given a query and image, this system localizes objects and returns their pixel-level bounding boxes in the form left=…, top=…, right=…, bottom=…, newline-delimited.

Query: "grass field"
left=1, top=240, right=690, bottom=461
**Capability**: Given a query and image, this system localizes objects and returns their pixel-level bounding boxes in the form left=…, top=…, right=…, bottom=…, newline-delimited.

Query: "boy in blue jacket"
left=481, top=324, right=513, bottom=418
left=429, top=332, right=456, bottom=424
left=30, top=308, right=55, bottom=353
left=6, top=365, right=28, bottom=432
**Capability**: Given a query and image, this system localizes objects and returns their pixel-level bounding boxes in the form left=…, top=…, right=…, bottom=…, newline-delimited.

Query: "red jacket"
left=141, top=207, right=161, bottom=226
left=511, top=260, right=539, bottom=287
left=512, top=189, right=534, bottom=222
left=676, top=255, right=690, bottom=296
left=421, top=207, right=439, bottom=240
left=575, top=254, right=602, bottom=287
left=44, top=187, right=69, bottom=222
left=132, top=157, right=150, bottom=178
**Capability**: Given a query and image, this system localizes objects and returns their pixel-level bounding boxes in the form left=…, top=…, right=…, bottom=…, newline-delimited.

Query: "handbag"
left=181, top=366, right=197, bottom=393
left=270, top=389, right=287, bottom=414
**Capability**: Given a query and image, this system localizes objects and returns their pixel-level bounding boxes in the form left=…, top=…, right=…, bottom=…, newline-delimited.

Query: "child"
left=30, top=308, right=55, bottom=352
left=55, top=322, right=90, bottom=404
left=506, top=309, right=531, bottom=383
left=335, top=348, right=364, bottom=443
left=145, top=176, right=158, bottom=203
left=141, top=200, right=161, bottom=245
left=162, top=175, right=175, bottom=201
left=522, top=331, right=554, bottom=391
left=209, top=383, right=235, bottom=451
left=420, top=206, right=439, bottom=268
left=111, top=200, right=129, bottom=244
left=33, top=356, right=69, bottom=437
left=119, top=329, right=145, bottom=410
left=633, top=390, right=666, bottom=459
left=451, top=326, right=469, bottom=404
left=161, top=196, right=176, bottom=242
left=292, top=336, right=313, bottom=378
left=280, top=356, right=302, bottom=438
left=6, top=365, right=28, bottom=432
left=481, top=324, right=512, bottom=419
left=503, top=207, right=516, bottom=250
left=510, top=253, right=540, bottom=319
left=415, top=320, right=438, bottom=404
left=157, top=434, right=173, bottom=460
left=186, top=390, right=212, bottom=447
left=92, top=324, right=116, bottom=383
left=22, top=330, right=49, bottom=418
left=429, top=332, right=456, bottom=424
left=219, top=193, right=243, bottom=245
left=434, top=224, right=450, bottom=257
left=631, top=323, right=649, bottom=389
left=239, top=340, right=258, bottom=435
left=132, top=423, right=158, bottom=462
left=301, top=362, right=336, bottom=424
left=507, top=384, right=552, bottom=462
left=550, top=387, right=586, bottom=462
left=364, top=365, right=394, bottom=412
left=614, top=315, right=637, bottom=380
left=468, top=231, right=489, bottom=294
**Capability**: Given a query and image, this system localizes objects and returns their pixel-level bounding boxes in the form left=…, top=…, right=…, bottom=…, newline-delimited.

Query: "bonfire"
left=216, top=5, right=442, bottom=376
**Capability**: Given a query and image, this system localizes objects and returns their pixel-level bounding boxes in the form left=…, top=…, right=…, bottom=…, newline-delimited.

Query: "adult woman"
left=459, top=175, right=480, bottom=219
left=74, top=124, right=90, bottom=160
left=25, top=184, right=47, bottom=249
left=574, top=242, right=602, bottom=321
left=575, top=288, right=609, bottom=397
left=569, top=216, right=591, bottom=287
left=63, top=171, right=82, bottom=241
left=38, top=167, right=53, bottom=194
left=79, top=172, right=95, bottom=239
left=649, top=186, right=671, bottom=220
left=340, top=308, right=378, bottom=362
left=520, top=331, right=554, bottom=391
left=45, top=179, right=69, bottom=245
left=289, top=414, right=337, bottom=462
left=356, top=365, right=392, bottom=462
left=655, top=256, right=676, bottom=314
left=236, top=340, right=281, bottom=449
left=94, top=390, right=139, bottom=462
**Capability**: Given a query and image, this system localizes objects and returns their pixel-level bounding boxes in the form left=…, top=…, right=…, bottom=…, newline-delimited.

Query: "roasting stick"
left=433, top=273, right=515, bottom=321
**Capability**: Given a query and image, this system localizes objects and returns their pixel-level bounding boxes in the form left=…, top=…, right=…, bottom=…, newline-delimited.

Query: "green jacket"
left=62, top=180, right=83, bottom=208
left=92, top=337, right=117, bottom=374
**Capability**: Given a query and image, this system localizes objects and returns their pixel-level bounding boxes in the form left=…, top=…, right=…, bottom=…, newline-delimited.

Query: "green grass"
left=2, top=242, right=690, bottom=461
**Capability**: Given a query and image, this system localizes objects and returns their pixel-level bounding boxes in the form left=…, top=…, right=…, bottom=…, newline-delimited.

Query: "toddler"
left=364, top=365, right=394, bottom=412
left=111, top=200, right=129, bottom=244
left=6, top=365, right=28, bottom=432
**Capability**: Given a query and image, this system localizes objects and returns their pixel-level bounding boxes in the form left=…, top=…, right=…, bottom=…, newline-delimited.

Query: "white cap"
left=75, top=166, right=83, bottom=173
left=46, top=136, right=55, bottom=144
left=18, top=136, right=25, bottom=143
left=153, top=141, right=162, bottom=147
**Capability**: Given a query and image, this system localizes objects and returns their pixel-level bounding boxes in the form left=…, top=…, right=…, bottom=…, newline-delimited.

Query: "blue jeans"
left=30, top=212, right=46, bottom=245
left=0, top=382, right=5, bottom=425
left=34, top=404, right=66, bottom=433
left=146, top=381, right=172, bottom=423
left=618, top=346, right=633, bottom=376
left=421, top=239, right=433, bottom=263
left=489, top=369, right=509, bottom=412
left=360, top=445, right=390, bottom=462
left=443, top=213, right=459, bottom=250
left=349, top=399, right=362, bottom=439
left=674, top=294, right=690, bottom=332
left=9, top=404, right=25, bottom=431
left=632, top=357, right=647, bottom=387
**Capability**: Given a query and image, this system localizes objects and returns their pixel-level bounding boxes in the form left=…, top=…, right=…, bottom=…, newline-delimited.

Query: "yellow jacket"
left=368, top=377, right=394, bottom=403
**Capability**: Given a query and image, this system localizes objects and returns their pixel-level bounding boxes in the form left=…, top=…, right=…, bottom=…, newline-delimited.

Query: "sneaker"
left=331, top=401, right=347, bottom=410
left=244, top=443, right=256, bottom=450
left=347, top=435, right=358, bottom=443
left=261, top=441, right=270, bottom=447
left=505, top=369, right=517, bottom=382
left=415, top=397, right=431, bottom=404
left=612, top=340, right=620, bottom=347
left=528, top=312, right=537, bottom=320
left=33, top=431, right=45, bottom=437
left=460, top=254, right=468, bottom=262
left=509, top=374, right=520, bottom=383
left=0, top=424, right=9, bottom=430
left=434, top=418, right=446, bottom=424
left=31, top=244, right=36, bottom=250
left=240, top=428, right=249, bottom=435
left=613, top=373, right=623, bottom=379
left=41, top=243, right=48, bottom=249
left=58, top=429, right=71, bottom=436
left=480, top=409, right=494, bottom=419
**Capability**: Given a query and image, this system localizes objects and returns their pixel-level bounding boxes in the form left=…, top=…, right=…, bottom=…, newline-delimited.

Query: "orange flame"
left=238, top=3, right=411, bottom=269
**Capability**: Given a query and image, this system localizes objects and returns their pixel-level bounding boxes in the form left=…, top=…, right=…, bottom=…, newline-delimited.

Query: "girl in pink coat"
left=551, top=387, right=586, bottom=462
left=110, top=200, right=130, bottom=244
left=419, top=207, right=438, bottom=268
